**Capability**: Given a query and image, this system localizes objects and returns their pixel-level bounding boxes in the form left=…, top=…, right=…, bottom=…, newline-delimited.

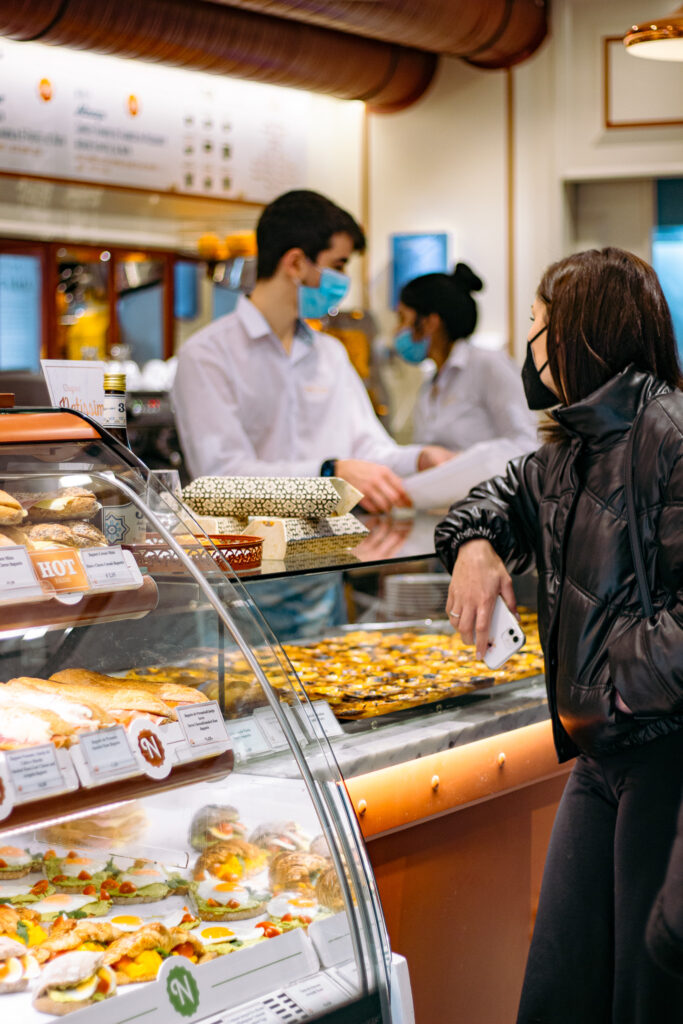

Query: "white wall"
left=366, top=0, right=683, bottom=367
left=367, top=58, right=508, bottom=349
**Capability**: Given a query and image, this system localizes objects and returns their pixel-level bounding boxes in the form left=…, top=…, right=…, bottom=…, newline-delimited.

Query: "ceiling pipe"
left=0, top=0, right=438, bottom=112
left=197, top=0, right=549, bottom=68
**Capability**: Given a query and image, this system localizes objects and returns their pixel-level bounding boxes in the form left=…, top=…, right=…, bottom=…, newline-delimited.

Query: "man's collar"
left=237, top=295, right=314, bottom=346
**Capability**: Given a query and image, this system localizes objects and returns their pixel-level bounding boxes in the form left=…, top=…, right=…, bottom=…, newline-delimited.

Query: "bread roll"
left=0, top=490, right=25, bottom=526
left=28, top=487, right=99, bottom=522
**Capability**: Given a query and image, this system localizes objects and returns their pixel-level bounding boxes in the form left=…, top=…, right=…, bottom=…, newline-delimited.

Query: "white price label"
left=310, top=700, right=344, bottom=737
left=0, top=546, right=43, bottom=603
left=227, top=717, right=270, bottom=761
left=0, top=759, right=15, bottom=822
left=177, top=700, right=231, bottom=750
left=252, top=707, right=289, bottom=751
left=79, top=726, right=137, bottom=780
left=6, top=743, right=66, bottom=800
left=81, top=546, right=142, bottom=589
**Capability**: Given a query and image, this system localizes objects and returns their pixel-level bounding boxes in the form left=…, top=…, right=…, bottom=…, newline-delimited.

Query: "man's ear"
left=279, top=247, right=307, bottom=281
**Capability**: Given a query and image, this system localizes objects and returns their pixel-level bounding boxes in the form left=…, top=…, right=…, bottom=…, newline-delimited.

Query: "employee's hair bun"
left=452, top=262, right=483, bottom=294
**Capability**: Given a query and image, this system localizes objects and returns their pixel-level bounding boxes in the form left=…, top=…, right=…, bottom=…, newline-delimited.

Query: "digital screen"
left=390, top=232, right=448, bottom=309
left=0, top=254, right=42, bottom=371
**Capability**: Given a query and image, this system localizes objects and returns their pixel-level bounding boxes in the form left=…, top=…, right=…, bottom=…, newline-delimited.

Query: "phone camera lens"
left=513, top=635, right=520, bottom=643
left=508, top=629, right=515, bottom=635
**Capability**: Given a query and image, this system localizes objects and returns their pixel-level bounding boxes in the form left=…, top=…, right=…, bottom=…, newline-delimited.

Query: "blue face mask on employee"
left=299, top=267, right=350, bottom=319
left=395, top=328, right=430, bottom=364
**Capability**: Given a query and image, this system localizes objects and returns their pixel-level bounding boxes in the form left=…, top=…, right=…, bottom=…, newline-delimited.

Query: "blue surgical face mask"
left=299, top=266, right=350, bottom=319
left=395, top=327, right=430, bottom=364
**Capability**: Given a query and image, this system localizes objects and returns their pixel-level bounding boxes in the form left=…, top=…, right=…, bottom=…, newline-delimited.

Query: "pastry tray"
left=289, top=619, right=545, bottom=731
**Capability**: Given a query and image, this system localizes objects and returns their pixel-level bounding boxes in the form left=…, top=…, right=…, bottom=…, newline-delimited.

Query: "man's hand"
left=417, top=445, right=458, bottom=471
left=335, top=459, right=412, bottom=514
left=446, top=538, right=516, bottom=659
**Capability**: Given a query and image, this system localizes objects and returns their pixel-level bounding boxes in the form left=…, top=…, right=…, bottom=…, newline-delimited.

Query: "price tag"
left=0, top=546, right=44, bottom=603
left=252, top=707, right=289, bottom=751
left=6, top=744, right=66, bottom=801
left=79, top=726, right=138, bottom=781
left=0, top=758, right=15, bottom=822
left=310, top=700, right=344, bottom=738
left=227, top=717, right=270, bottom=762
left=176, top=701, right=231, bottom=754
left=80, top=546, right=143, bottom=589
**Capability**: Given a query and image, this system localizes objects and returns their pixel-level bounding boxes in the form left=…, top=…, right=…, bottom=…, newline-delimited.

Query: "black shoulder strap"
left=624, top=407, right=654, bottom=618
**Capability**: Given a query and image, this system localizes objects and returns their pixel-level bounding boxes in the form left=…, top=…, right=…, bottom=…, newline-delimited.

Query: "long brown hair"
left=538, top=248, right=682, bottom=418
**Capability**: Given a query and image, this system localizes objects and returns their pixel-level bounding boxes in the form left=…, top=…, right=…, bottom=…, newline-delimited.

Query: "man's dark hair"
left=256, top=190, right=366, bottom=280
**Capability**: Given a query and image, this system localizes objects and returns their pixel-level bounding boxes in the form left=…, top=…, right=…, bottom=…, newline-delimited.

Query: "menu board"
left=0, top=39, right=309, bottom=202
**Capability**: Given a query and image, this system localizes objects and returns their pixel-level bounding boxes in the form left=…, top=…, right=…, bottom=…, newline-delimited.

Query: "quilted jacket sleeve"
left=608, top=450, right=683, bottom=716
left=435, top=444, right=550, bottom=575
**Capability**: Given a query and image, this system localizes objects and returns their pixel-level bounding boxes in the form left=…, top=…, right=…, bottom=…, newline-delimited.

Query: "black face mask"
left=522, top=326, right=557, bottom=410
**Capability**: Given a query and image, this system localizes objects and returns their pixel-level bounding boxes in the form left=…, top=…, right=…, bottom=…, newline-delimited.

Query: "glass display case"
left=0, top=408, right=413, bottom=1024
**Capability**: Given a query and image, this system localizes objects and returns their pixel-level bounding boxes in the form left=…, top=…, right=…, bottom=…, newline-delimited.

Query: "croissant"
left=41, top=920, right=123, bottom=958
left=103, top=924, right=172, bottom=984
left=269, top=852, right=328, bottom=891
left=314, top=866, right=345, bottom=912
left=194, top=839, right=266, bottom=880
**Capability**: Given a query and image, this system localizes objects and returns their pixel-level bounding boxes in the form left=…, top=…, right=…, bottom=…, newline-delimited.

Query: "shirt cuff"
left=389, top=444, right=422, bottom=478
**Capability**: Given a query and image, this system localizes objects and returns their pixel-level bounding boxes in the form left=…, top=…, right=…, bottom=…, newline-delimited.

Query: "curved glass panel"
left=0, top=420, right=390, bottom=1024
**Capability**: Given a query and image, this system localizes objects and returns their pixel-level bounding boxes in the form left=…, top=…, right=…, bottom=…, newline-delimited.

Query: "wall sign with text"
left=0, top=39, right=309, bottom=202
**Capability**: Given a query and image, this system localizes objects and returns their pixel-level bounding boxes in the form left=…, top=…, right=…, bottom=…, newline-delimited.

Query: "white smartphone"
left=479, top=596, right=526, bottom=669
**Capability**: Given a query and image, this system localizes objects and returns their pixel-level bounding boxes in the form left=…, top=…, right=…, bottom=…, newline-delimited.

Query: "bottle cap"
left=104, top=373, right=126, bottom=391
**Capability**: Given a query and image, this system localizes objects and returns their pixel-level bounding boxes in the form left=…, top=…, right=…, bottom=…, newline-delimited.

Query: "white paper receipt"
left=80, top=546, right=142, bottom=589
left=6, top=744, right=66, bottom=800
left=79, top=726, right=138, bottom=779
left=0, top=546, right=43, bottom=603
left=177, top=701, right=231, bottom=749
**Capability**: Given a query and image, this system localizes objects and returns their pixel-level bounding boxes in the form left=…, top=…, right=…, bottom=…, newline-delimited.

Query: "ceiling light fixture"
left=624, top=5, right=683, bottom=60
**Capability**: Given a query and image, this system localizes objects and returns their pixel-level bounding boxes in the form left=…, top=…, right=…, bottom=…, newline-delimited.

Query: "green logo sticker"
left=166, top=963, right=200, bottom=1018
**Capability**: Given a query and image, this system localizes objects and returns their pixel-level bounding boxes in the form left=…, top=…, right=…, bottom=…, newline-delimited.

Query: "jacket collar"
left=552, top=365, right=667, bottom=444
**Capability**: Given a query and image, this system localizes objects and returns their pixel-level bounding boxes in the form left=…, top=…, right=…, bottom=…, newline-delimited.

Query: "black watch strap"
left=320, top=459, right=337, bottom=477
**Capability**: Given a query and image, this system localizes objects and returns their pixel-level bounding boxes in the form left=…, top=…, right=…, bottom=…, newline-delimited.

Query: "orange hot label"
left=29, top=549, right=89, bottom=592
left=137, top=730, right=165, bottom=767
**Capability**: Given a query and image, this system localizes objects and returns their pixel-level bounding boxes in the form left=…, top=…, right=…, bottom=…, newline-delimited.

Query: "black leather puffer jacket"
left=435, top=366, right=683, bottom=762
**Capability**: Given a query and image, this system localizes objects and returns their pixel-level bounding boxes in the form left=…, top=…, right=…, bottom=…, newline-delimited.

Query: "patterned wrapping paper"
left=182, top=476, right=362, bottom=519
left=193, top=513, right=369, bottom=560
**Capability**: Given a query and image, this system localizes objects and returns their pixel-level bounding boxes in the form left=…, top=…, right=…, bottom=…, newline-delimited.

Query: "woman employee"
left=395, top=263, right=538, bottom=461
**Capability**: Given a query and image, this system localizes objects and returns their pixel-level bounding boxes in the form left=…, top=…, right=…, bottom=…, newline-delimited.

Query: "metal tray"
left=283, top=618, right=545, bottom=731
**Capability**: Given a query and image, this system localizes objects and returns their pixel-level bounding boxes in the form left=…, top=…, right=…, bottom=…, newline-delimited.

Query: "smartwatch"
left=320, top=459, right=337, bottom=477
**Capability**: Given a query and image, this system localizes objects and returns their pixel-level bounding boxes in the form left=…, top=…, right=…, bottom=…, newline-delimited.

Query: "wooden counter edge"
left=346, top=719, right=572, bottom=839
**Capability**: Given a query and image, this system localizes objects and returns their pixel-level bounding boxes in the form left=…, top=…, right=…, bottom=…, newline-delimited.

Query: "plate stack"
left=382, top=573, right=451, bottom=622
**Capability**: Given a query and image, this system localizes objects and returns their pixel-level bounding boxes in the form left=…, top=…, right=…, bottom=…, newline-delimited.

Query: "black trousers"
left=516, top=728, right=683, bottom=1024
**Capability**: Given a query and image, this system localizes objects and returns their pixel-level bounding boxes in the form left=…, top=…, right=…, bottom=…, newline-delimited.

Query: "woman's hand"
left=446, top=538, right=517, bottom=659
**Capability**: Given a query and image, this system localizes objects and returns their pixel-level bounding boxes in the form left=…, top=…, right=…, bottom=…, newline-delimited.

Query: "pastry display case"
left=0, top=408, right=415, bottom=1024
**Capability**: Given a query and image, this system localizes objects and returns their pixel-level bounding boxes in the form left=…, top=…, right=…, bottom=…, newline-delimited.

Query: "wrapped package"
left=182, top=476, right=362, bottom=519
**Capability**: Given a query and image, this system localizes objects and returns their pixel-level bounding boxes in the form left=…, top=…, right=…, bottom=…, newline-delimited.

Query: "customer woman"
left=435, top=247, right=683, bottom=1023
left=395, top=262, right=538, bottom=460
